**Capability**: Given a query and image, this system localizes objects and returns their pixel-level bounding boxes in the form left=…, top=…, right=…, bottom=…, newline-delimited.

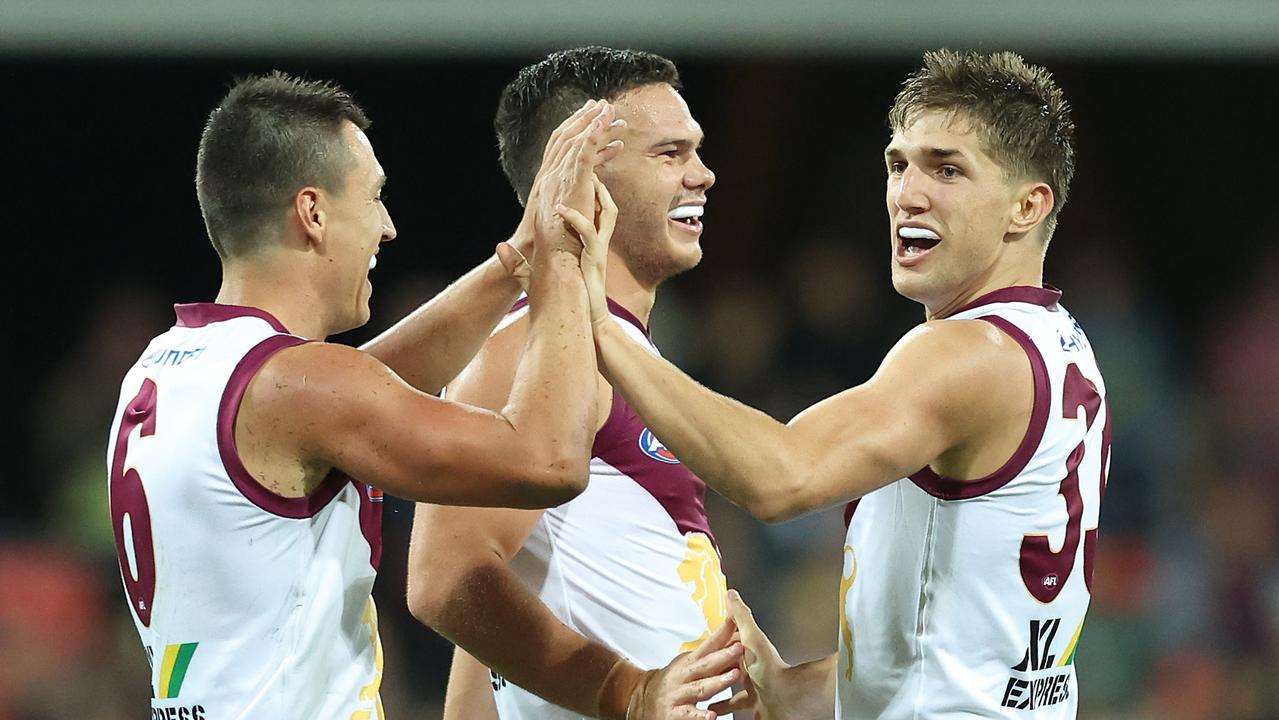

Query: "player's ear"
left=293, top=187, right=326, bottom=249
left=1008, top=182, right=1054, bottom=237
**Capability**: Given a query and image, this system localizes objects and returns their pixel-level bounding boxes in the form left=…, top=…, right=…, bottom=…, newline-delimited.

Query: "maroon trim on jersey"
left=592, top=390, right=715, bottom=542
left=175, top=303, right=292, bottom=334
left=217, top=335, right=349, bottom=518
left=909, top=315, right=1050, bottom=501
left=843, top=499, right=861, bottom=529
left=509, top=296, right=651, bottom=338
left=355, top=477, right=384, bottom=569
left=941, top=285, right=1063, bottom=319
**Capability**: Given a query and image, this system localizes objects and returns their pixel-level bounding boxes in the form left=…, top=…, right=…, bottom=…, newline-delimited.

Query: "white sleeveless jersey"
left=106, top=303, right=384, bottom=720
left=488, top=299, right=730, bottom=720
left=837, top=286, right=1110, bottom=719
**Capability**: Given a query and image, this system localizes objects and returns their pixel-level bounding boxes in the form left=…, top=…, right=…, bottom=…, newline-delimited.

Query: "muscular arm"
left=243, top=246, right=596, bottom=507
left=591, top=313, right=1031, bottom=522
left=238, top=102, right=625, bottom=508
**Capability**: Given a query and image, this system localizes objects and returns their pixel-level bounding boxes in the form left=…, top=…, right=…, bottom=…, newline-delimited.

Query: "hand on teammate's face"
left=518, top=99, right=626, bottom=261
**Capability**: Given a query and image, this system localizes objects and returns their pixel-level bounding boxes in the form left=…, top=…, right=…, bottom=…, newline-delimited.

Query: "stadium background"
left=4, top=2, right=1277, bottom=717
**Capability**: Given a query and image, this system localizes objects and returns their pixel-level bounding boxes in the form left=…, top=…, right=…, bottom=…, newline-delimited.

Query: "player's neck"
left=216, top=258, right=329, bottom=340
left=926, top=263, right=1044, bottom=321
left=604, top=256, right=658, bottom=327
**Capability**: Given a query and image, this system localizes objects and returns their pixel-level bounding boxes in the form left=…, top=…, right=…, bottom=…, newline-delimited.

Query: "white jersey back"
left=838, top=286, right=1110, bottom=719
left=106, top=303, right=384, bottom=720
left=490, top=299, right=730, bottom=720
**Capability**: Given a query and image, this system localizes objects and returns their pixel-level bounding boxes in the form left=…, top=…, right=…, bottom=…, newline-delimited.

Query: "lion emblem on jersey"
left=677, top=533, right=728, bottom=652
left=638, top=427, right=681, bottom=464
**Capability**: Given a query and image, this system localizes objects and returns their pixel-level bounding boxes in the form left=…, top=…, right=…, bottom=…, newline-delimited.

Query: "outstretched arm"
left=578, top=214, right=1033, bottom=521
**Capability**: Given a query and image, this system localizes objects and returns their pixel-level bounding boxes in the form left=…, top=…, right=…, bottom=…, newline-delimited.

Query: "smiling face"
left=885, top=109, right=1031, bottom=316
left=596, top=83, right=715, bottom=289
left=321, top=121, right=396, bottom=333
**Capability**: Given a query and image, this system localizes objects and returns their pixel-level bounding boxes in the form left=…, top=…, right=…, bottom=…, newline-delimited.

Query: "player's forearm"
left=782, top=655, right=837, bottom=719
left=361, top=254, right=521, bottom=394
left=412, top=559, right=642, bottom=720
left=502, top=251, right=597, bottom=488
left=442, top=648, right=500, bottom=720
left=594, top=319, right=800, bottom=522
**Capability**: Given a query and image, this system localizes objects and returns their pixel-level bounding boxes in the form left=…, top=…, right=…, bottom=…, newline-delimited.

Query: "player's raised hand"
left=627, top=616, right=743, bottom=720
left=553, top=176, right=616, bottom=327
left=506, top=99, right=624, bottom=267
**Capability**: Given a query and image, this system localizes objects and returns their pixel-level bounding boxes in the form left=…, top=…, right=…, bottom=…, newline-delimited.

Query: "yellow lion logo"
left=678, top=533, right=728, bottom=652
left=839, top=544, right=857, bottom=681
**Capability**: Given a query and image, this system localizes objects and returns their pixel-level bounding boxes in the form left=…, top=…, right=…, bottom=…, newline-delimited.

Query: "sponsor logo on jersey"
left=367, top=484, right=384, bottom=503
left=1000, top=618, right=1073, bottom=710
left=638, top=427, right=680, bottom=464
left=158, top=642, right=199, bottom=699
left=1058, top=315, right=1088, bottom=352
left=150, top=706, right=206, bottom=720
left=141, top=346, right=206, bottom=368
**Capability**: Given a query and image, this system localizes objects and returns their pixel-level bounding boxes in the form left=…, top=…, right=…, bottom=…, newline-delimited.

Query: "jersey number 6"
left=110, top=378, right=159, bottom=626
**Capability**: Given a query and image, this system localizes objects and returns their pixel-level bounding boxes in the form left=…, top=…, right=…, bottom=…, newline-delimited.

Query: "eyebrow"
left=885, top=146, right=966, bottom=160
left=651, top=137, right=703, bottom=152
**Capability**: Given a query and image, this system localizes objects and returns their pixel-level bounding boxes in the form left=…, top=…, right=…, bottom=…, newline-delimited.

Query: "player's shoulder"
left=898, top=317, right=1019, bottom=366
left=249, top=340, right=396, bottom=409
left=884, top=318, right=1029, bottom=401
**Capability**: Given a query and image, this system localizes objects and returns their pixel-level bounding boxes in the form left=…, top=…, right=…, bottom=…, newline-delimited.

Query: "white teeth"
left=898, top=226, right=940, bottom=241
left=369, top=255, right=377, bottom=270
left=668, top=205, right=704, bottom=220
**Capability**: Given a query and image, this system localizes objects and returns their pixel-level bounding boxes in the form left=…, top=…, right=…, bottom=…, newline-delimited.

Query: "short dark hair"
left=196, top=71, right=371, bottom=258
left=888, top=49, right=1076, bottom=239
left=495, top=46, right=680, bottom=205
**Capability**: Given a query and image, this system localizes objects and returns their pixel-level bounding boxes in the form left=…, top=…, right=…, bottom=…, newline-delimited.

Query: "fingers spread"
left=542, top=99, right=606, bottom=166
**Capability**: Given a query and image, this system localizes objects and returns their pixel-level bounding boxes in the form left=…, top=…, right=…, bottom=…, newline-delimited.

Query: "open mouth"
left=668, top=205, right=704, bottom=234
left=897, top=226, right=941, bottom=259
left=368, top=254, right=378, bottom=271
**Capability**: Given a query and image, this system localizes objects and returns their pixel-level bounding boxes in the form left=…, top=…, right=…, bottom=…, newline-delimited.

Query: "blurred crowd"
left=4, top=233, right=1276, bottom=719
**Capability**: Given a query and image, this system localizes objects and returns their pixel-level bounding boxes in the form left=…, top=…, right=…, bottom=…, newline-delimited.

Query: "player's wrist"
left=490, top=245, right=527, bottom=290
left=596, top=658, right=647, bottom=720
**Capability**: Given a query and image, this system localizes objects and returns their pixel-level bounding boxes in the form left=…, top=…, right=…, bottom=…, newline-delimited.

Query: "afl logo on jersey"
left=638, top=427, right=681, bottom=464
left=367, top=484, right=384, bottom=503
